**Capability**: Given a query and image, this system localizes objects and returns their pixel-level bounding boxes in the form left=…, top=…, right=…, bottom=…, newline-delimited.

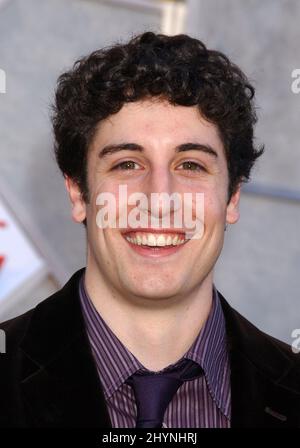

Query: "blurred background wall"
left=0, top=0, right=299, bottom=344
left=187, top=0, right=300, bottom=345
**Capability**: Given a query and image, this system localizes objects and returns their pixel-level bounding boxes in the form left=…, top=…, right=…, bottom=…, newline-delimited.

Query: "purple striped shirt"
left=79, top=273, right=231, bottom=428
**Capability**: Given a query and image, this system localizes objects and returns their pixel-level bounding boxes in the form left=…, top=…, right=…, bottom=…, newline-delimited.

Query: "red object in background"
left=0, top=219, right=7, bottom=269
left=0, top=255, right=5, bottom=268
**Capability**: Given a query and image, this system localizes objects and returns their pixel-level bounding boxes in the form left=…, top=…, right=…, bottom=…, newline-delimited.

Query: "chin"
left=125, top=277, right=183, bottom=300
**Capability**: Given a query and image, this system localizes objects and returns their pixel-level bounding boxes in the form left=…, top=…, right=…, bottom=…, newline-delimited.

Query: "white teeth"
left=124, top=232, right=186, bottom=247
left=166, top=235, right=172, bottom=245
left=156, top=235, right=166, bottom=246
left=148, top=234, right=157, bottom=246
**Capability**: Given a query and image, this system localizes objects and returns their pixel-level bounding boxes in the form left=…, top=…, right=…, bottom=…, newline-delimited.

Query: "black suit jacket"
left=0, top=268, right=300, bottom=428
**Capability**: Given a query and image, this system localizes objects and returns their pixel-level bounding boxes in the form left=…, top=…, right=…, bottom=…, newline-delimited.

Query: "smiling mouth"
left=124, top=231, right=186, bottom=246
left=121, top=231, right=189, bottom=257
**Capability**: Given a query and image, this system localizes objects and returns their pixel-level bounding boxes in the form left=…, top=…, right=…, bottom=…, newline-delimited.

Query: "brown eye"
left=180, top=161, right=204, bottom=171
left=112, top=161, right=139, bottom=170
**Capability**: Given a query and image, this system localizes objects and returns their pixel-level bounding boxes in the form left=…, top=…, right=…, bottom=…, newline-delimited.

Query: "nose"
left=141, top=166, right=180, bottom=223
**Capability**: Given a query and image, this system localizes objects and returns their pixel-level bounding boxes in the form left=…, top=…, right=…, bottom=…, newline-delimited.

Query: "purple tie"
left=126, top=358, right=203, bottom=428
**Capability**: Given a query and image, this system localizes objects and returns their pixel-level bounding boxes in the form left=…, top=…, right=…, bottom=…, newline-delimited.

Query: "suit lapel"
left=19, top=268, right=112, bottom=428
left=219, top=292, right=300, bottom=428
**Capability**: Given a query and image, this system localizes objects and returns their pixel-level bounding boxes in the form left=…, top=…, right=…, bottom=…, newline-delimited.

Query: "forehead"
left=91, top=99, right=224, bottom=156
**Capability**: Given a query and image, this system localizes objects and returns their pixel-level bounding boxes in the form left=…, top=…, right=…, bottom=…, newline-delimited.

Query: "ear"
left=226, top=184, right=241, bottom=225
left=65, top=176, right=86, bottom=223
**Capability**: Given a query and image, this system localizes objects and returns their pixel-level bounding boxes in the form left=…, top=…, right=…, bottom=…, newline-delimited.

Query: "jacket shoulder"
left=218, top=291, right=300, bottom=394
left=237, top=305, right=298, bottom=363
left=0, top=283, right=66, bottom=348
left=0, top=269, right=86, bottom=428
left=0, top=268, right=85, bottom=354
left=0, top=308, right=35, bottom=354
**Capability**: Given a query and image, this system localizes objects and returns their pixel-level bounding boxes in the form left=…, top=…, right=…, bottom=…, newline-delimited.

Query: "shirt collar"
left=79, top=272, right=230, bottom=418
left=184, top=285, right=231, bottom=417
left=79, top=274, right=142, bottom=399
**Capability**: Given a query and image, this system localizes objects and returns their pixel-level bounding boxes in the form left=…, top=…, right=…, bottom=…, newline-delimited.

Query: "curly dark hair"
left=51, top=31, right=264, bottom=204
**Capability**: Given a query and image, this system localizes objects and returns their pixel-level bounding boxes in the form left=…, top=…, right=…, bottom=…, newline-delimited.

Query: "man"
left=0, top=31, right=299, bottom=428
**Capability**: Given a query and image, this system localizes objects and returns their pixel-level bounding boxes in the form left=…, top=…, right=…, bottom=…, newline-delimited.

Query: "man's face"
left=67, top=99, right=240, bottom=302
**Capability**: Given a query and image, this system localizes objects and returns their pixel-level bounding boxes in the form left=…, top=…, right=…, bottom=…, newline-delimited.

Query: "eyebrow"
left=98, top=142, right=219, bottom=159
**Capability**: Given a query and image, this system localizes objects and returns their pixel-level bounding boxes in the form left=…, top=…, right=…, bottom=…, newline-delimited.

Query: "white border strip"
left=161, top=1, right=186, bottom=35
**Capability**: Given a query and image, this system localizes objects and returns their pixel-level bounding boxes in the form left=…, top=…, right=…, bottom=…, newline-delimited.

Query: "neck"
left=84, top=261, right=214, bottom=372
